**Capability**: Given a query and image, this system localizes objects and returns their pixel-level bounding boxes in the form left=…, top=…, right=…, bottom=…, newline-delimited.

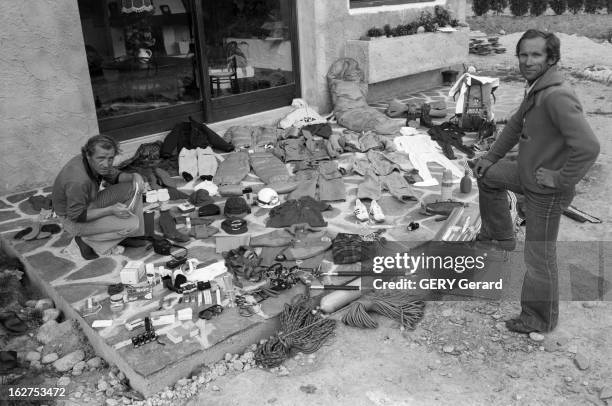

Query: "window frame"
left=349, top=0, right=434, bottom=8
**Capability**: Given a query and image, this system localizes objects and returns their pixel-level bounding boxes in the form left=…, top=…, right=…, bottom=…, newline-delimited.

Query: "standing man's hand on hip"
left=474, top=158, right=494, bottom=179
left=535, top=167, right=558, bottom=188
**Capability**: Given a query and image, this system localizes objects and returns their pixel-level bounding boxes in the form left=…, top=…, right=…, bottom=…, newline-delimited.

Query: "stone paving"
left=0, top=80, right=526, bottom=394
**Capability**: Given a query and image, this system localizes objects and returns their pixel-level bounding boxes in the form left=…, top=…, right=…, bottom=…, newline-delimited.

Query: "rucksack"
left=449, top=73, right=499, bottom=132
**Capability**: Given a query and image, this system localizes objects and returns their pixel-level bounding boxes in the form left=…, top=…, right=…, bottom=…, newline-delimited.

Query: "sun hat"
left=256, top=188, right=280, bottom=209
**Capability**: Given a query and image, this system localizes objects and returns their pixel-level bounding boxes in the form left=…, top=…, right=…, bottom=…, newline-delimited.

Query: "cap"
left=223, top=196, right=251, bottom=217
left=221, top=217, right=248, bottom=235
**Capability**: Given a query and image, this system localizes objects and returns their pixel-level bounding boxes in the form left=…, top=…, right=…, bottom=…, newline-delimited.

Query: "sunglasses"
left=198, top=304, right=224, bottom=320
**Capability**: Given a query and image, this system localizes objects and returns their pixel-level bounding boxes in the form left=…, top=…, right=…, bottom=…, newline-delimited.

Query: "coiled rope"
left=342, top=293, right=425, bottom=330
left=254, top=294, right=336, bottom=368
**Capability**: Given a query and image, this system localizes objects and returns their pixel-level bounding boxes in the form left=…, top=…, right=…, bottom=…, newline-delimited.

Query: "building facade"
left=0, top=0, right=466, bottom=194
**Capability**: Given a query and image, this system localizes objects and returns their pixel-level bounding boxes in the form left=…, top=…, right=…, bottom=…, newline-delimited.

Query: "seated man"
left=52, top=134, right=145, bottom=260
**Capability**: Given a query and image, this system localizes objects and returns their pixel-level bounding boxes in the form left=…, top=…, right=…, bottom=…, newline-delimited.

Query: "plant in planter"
left=417, top=11, right=438, bottom=32
left=367, top=27, right=385, bottom=39
left=383, top=24, right=393, bottom=37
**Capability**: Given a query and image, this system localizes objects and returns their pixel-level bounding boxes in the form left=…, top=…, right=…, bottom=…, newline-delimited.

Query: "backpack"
left=449, top=73, right=499, bottom=132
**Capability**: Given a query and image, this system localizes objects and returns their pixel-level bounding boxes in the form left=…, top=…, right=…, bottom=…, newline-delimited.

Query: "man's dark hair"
left=516, top=29, right=561, bottom=65
left=81, top=134, right=120, bottom=157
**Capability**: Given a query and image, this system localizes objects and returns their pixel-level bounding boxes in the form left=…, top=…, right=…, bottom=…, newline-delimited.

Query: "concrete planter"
left=345, top=30, right=469, bottom=84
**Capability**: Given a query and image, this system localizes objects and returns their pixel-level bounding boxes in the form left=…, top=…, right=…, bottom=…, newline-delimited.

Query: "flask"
left=460, top=169, right=472, bottom=194
left=440, top=169, right=453, bottom=200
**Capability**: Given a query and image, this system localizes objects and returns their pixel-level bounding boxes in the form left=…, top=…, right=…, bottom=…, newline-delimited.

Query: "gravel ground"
left=468, top=32, right=612, bottom=73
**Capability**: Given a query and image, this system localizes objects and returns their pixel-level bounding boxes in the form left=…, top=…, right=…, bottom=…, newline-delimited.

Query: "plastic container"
left=440, top=169, right=453, bottom=200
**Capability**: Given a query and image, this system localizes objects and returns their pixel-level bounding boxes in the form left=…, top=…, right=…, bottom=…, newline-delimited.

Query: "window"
left=79, top=0, right=200, bottom=128
left=350, top=0, right=434, bottom=8
left=78, top=0, right=300, bottom=140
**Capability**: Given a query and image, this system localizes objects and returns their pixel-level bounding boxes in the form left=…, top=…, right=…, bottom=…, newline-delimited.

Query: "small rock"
left=499, top=29, right=506, bottom=35
left=300, top=384, right=317, bottom=394
left=529, top=332, right=545, bottom=342
left=57, top=376, right=71, bottom=386
left=240, top=351, right=254, bottom=363
left=26, top=300, right=38, bottom=308
left=176, top=378, right=189, bottom=387
left=106, top=399, right=119, bottom=406
left=98, top=379, right=109, bottom=391
left=442, top=345, right=454, bottom=353
left=574, top=353, right=590, bottom=370
left=73, top=392, right=82, bottom=399
left=513, top=393, right=522, bottom=401
left=568, top=344, right=578, bottom=354
left=441, top=308, right=452, bottom=317
left=73, top=360, right=86, bottom=371
left=87, top=357, right=103, bottom=369
left=224, top=353, right=232, bottom=362
left=277, top=366, right=290, bottom=377
left=42, top=353, right=58, bottom=364
left=582, top=302, right=595, bottom=309
left=35, top=298, right=54, bottom=311
left=417, top=26, right=425, bottom=34
left=53, top=349, right=85, bottom=372
left=564, top=376, right=573, bottom=383
left=26, top=351, right=41, bottom=362
left=211, top=385, right=221, bottom=392
left=232, top=360, right=244, bottom=371
left=43, top=308, right=61, bottom=322
left=105, top=388, right=115, bottom=397
left=30, top=360, right=42, bottom=370
left=36, top=320, right=74, bottom=345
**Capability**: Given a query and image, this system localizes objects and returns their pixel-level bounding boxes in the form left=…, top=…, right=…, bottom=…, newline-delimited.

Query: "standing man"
left=473, top=30, right=600, bottom=333
left=53, top=134, right=146, bottom=260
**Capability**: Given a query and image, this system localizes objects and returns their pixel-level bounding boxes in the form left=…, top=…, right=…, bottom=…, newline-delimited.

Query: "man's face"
left=518, top=37, right=555, bottom=84
left=87, top=145, right=116, bottom=176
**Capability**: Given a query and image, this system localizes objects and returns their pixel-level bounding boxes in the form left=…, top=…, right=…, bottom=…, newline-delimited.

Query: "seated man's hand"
left=473, top=158, right=493, bottom=179
left=110, top=203, right=132, bottom=219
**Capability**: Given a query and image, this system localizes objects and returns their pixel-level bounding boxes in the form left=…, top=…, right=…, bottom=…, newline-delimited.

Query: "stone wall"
left=297, top=0, right=466, bottom=113
left=0, top=0, right=98, bottom=195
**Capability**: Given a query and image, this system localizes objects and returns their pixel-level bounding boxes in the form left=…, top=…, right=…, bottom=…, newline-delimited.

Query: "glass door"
left=196, top=0, right=300, bottom=122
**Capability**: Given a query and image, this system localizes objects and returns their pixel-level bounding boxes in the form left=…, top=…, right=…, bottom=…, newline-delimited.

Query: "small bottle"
left=460, top=168, right=472, bottom=194
left=441, top=169, right=453, bottom=200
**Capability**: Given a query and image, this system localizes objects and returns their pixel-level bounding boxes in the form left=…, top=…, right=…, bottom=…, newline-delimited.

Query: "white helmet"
left=256, top=187, right=280, bottom=208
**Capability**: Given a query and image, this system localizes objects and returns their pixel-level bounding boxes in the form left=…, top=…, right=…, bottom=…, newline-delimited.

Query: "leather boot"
left=420, top=103, right=433, bottom=128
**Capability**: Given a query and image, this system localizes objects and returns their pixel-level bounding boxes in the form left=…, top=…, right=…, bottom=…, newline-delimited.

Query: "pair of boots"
left=405, top=103, right=434, bottom=128
left=178, top=147, right=219, bottom=182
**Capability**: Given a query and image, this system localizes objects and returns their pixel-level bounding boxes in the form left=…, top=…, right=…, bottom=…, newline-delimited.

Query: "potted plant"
left=365, top=27, right=384, bottom=40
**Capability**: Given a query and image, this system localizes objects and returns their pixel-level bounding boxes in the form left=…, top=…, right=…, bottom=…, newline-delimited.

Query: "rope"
left=342, top=294, right=425, bottom=330
left=255, top=295, right=336, bottom=368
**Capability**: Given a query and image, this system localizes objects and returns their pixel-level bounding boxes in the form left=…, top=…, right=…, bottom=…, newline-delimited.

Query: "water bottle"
left=441, top=169, right=453, bottom=200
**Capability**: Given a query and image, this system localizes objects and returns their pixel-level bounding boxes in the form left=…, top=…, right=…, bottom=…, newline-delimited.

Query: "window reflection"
left=204, top=0, right=294, bottom=98
left=79, top=0, right=199, bottom=119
